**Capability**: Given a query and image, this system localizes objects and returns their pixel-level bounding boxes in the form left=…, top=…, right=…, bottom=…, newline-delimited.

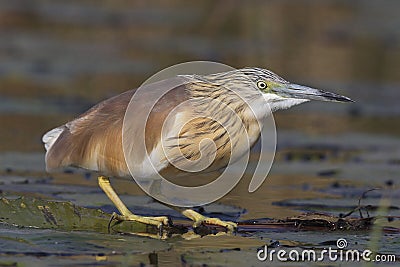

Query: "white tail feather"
left=42, top=127, right=65, bottom=151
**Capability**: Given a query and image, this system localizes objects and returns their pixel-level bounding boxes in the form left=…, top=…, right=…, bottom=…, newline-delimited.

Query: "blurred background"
left=1, top=0, right=400, bottom=264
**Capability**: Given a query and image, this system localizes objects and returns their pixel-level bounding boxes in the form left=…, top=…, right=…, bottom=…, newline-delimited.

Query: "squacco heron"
left=42, top=67, right=352, bottom=234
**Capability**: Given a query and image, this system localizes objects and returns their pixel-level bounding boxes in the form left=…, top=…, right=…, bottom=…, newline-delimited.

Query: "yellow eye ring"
left=257, top=81, right=267, bottom=90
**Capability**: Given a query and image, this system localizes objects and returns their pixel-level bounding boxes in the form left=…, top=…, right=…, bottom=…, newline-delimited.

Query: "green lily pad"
left=0, top=196, right=156, bottom=234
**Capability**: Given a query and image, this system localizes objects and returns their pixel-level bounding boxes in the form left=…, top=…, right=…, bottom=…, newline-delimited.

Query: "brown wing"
left=43, top=77, right=189, bottom=177
left=44, top=89, right=132, bottom=175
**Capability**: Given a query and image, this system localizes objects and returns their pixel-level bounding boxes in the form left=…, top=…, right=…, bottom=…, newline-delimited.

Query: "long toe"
left=202, top=217, right=237, bottom=232
left=182, top=209, right=237, bottom=233
left=109, top=214, right=172, bottom=239
left=130, top=215, right=170, bottom=228
left=111, top=213, right=169, bottom=228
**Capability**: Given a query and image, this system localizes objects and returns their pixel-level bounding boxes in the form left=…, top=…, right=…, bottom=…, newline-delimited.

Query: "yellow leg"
left=98, top=176, right=169, bottom=229
left=182, top=209, right=237, bottom=232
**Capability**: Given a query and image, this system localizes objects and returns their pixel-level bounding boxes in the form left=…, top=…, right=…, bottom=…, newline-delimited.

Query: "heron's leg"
left=182, top=209, right=237, bottom=232
left=98, top=176, right=169, bottom=228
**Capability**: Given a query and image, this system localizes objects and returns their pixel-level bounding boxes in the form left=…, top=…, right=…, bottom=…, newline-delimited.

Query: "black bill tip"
left=323, top=91, right=354, bottom=103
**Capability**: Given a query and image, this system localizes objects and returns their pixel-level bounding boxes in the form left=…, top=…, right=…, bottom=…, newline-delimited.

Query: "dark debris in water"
left=239, top=187, right=400, bottom=234
left=317, top=169, right=339, bottom=177
left=238, top=212, right=400, bottom=235
left=278, top=144, right=361, bottom=163
left=285, top=213, right=375, bottom=231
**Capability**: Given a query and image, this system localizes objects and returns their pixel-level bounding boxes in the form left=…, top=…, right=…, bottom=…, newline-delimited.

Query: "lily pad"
left=0, top=197, right=155, bottom=234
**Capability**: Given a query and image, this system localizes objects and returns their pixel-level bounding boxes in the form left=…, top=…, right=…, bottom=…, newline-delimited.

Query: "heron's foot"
left=182, top=209, right=237, bottom=232
left=108, top=212, right=171, bottom=238
left=110, top=212, right=169, bottom=227
left=98, top=176, right=171, bottom=238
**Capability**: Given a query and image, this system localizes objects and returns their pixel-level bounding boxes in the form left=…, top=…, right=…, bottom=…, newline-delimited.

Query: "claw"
left=158, top=223, right=163, bottom=237
left=107, top=212, right=116, bottom=233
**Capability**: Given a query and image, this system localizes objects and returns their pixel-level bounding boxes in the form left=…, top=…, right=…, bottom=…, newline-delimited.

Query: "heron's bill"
left=274, top=83, right=354, bottom=103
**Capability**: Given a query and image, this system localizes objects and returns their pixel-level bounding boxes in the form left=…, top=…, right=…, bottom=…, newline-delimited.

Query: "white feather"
left=42, top=127, right=65, bottom=151
left=262, top=93, right=309, bottom=112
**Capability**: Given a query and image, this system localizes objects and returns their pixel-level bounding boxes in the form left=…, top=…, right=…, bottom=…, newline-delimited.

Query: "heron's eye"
left=257, top=81, right=267, bottom=90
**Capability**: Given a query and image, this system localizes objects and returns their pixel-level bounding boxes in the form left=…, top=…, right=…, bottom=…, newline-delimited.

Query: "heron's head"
left=240, top=67, right=353, bottom=111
